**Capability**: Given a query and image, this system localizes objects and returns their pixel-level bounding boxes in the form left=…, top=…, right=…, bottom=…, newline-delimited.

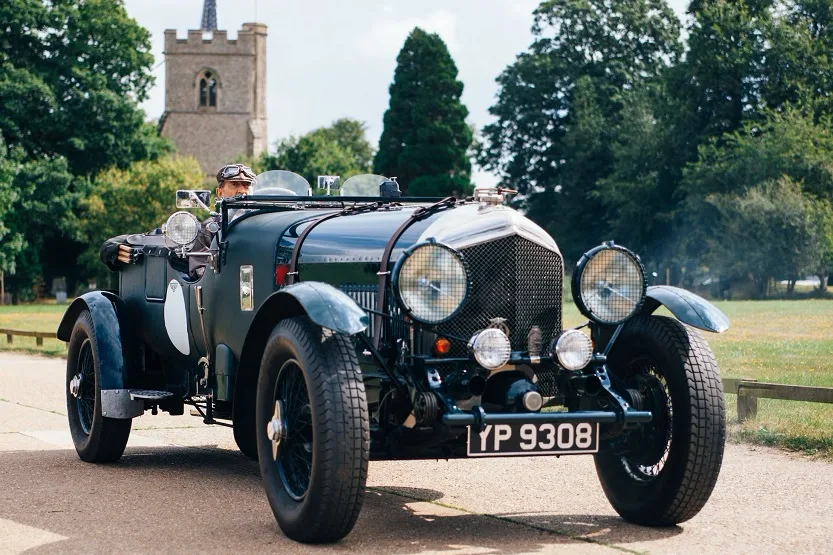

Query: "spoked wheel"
left=273, top=360, right=313, bottom=500
left=73, top=339, right=96, bottom=434
left=256, top=316, right=369, bottom=543
left=66, top=310, right=132, bottom=462
left=595, top=315, right=725, bottom=526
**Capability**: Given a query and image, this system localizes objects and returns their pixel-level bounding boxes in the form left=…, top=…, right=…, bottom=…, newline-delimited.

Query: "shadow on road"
left=0, top=446, right=679, bottom=553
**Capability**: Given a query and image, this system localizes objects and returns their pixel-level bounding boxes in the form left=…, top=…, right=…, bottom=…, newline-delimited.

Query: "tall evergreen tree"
left=374, top=28, right=472, bottom=195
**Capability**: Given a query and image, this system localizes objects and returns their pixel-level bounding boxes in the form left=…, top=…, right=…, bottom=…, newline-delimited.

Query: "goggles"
left=216, top=164, right=256, bottom=184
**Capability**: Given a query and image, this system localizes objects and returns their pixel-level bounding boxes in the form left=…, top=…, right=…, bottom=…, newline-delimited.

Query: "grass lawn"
left=0, top=303, right=68, bottom=357
left=3, top=299, right=833, bottom=456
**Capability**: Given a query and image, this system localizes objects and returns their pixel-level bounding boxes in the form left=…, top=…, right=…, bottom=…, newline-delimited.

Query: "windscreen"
left=340, top=174, right=387, bottom=197
left=252, top=170, right=311, bottom=196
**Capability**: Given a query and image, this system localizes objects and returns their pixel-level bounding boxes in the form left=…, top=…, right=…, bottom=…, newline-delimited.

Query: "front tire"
left=256, top=317, right=369, bottom=543
left=66, top=310, right=132, bottom=462
left=595, top=315, right=725, bottom=526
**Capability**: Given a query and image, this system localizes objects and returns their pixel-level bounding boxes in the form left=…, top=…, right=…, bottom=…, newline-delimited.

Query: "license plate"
left=467, top=422, right=599, bottom=457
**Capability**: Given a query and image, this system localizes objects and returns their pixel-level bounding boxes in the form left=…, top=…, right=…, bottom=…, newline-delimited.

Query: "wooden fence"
left=0, top=328, right=58, bottom=347
left=723, top=378, right=833, bottom=422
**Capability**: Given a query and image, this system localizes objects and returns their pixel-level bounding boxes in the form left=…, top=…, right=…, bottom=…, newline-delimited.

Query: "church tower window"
left=199, top=71, right=217, bottom=107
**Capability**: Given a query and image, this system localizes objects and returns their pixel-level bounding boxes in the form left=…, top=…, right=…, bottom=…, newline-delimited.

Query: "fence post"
left=5, top=333, right=11, bottom=344
left=36, top=336, right=43, bottom=347
left=737, top=383, right=758, bottom=422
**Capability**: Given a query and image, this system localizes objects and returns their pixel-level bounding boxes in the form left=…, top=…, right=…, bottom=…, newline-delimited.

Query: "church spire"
left=201, top=0, right=217, bottom=31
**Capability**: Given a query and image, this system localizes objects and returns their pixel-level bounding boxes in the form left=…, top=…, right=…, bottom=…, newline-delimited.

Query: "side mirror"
left=176, top=190, right=212, bottom=210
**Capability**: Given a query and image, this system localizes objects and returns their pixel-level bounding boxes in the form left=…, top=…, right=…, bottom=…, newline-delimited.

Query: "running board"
left=129, top=389, right=175, bottom=401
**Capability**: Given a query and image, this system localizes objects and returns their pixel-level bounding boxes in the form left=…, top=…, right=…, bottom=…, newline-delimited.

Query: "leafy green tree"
left=593, top=87, right=684, bottom=261
left=806, top=197, right=833, bottom=293
left=0, top=137, right=23, bottom=276
left=479, top=0, right=681, bottom=262
left=78, top=156, right=204, bottom=286
left=374, top=28, right=472, bottom=195
left=683, top=108, right=833, bottom=293
left=703, top=177, right=824, bottom=296
left=0, top=0, right=169, bottom=175
left=3, top=157, right=86, bottom=300
left=257, top=119, right=375, bottom=187
left=683, top=108, right=833, bottom=200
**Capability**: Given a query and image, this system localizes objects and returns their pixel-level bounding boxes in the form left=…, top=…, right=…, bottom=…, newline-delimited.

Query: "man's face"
left=216, top=179, right=251, bottom=198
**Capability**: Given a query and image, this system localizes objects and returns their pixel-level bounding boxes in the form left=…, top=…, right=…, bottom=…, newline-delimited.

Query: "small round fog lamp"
left=552, top=330, right=594, bottom=371
left=468, top=328, right=511, bottom=370
left=164, top=211, right=200, bottom=245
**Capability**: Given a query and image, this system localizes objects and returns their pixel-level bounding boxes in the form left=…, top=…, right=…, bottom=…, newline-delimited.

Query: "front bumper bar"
left=442, top=408, right=653, bottom=430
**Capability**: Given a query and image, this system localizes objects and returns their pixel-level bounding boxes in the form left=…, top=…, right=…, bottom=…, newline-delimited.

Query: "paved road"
left=1, top=352, right=831, bottom=554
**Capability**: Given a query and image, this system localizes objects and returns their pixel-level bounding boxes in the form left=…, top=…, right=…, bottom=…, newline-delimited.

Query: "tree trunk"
left=821, top=273, right=830, bottom=297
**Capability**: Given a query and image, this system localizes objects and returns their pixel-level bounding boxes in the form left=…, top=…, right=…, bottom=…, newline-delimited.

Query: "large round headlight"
left=164, top=211, right=200, bottom=245
left=572, top=242, right=646, bottom=325
left=393, top=242, right=468, bottom=325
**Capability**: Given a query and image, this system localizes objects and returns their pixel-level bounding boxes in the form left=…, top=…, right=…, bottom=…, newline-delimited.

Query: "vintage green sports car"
left=58, top=170, right=729, bottom=543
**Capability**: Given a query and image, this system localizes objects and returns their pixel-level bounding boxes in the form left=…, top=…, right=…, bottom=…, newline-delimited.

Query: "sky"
left=125, top=0, right=690, bottom=186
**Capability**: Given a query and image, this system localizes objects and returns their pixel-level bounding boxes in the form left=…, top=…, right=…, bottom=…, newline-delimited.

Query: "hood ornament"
left=473, top=187, right=518, bottom=206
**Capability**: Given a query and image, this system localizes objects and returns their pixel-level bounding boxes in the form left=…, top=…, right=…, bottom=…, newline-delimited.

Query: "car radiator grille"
left=438, top=235, right=563, bottom=352
left=342, top=235, right=564, bottom=396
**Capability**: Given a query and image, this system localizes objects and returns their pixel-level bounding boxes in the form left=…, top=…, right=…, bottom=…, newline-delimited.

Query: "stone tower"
left=160, top=0, right=267, bottom=177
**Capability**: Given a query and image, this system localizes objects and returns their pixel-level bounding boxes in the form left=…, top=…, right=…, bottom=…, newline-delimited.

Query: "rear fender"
left=641, top=286, right=730, bottom=333
left=57, top=291, right=143, bottom=418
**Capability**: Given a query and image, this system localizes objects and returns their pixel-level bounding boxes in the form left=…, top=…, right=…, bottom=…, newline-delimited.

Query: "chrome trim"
left=522, top=391, right=544, bottom=412
left=69, top=373, right=82, bottom=398
left=268, top=400, right=285, bottom=460
left=240, top=265, right=254, bottom=311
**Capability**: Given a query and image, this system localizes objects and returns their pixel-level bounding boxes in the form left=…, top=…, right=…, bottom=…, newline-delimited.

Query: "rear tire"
left=256, top=316, right=369, bottom=543
left=595, top=315, right=725, bottom=526
left=66, top=310, right=132, bottom=463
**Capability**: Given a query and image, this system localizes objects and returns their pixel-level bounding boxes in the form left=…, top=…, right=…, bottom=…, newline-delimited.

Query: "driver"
left=100, top=163, right=256, bottom=273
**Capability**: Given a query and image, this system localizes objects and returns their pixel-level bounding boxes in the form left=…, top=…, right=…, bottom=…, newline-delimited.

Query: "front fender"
left=56, top=291, right=142, bottom=418
left=641, top=286, right=730, bottom=333
left=274, top=282, right=369, bottom=335
left=231, top=281, right=369, bottom=418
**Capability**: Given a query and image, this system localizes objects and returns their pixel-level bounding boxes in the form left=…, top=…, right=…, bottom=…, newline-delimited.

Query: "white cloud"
left=358, top=9, right=458, bottom=58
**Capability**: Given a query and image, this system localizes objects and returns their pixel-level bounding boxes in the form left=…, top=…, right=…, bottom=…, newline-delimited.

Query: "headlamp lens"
left=395, top=243, right=468, bottom=324
left=553, top=330, right=594, bottom=371
left=576, top=246, right=646, bottom=325
left=165, top=212, right=200, bottom=245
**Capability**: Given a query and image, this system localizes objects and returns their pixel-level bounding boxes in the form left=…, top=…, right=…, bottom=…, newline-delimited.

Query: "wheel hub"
left=622, top=372, right=672, bottom=472
left=69, top=373, right=82, bottom=398
left=267, top=400, right=285, bottom=460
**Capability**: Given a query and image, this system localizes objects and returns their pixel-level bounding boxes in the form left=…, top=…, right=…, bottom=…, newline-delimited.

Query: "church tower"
left=160, top=0, right=267, bottom=177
